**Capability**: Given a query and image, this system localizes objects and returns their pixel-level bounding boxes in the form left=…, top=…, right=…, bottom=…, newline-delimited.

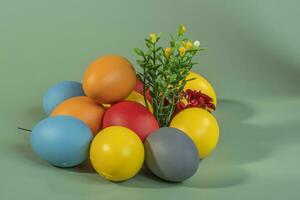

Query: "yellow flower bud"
left=185, top=41, right=193, bottom=50
left=149, top=33, right=157, bottom=43
left=164, top=47, right=172, bottom=58
left=179, top=46, right=186, bottom=57
left=178, top=25, right=186, bottom=36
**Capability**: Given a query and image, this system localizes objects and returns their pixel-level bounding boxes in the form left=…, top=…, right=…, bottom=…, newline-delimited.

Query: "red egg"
left=103, top=101, right=159, bottom=142
left=134, top=78, right=144, bottom=94
left=134, top=79, right=152, bottom=103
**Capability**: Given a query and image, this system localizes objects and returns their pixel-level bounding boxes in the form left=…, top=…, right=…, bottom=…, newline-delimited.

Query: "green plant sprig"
left=134, top=25, right=206, bottom=127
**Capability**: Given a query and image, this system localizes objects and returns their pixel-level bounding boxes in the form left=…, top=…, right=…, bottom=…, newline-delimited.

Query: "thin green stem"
left=142, top=66, right=149, bottom=111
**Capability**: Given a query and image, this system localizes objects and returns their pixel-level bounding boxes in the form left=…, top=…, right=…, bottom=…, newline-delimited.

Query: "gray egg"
left=144, top=127, right=199, bottom=182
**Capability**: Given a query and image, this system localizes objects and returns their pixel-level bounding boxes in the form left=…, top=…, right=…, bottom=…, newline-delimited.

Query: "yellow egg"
left=170, top=108, right=219, bottom=158
left=102, top=104, right=111, bottom=109
left=90, top=126, right=144, bottom=181
left=184, top=71, right=217, bottom=106
left=126, top=91, right=153, bottom=113
left=101, top=91, right=153, bottom=112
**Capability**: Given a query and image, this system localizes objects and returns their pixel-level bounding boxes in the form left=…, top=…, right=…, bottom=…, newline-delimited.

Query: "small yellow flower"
left=182, top=98, right=188, bottom=106
left=178, top=25, right=186, bottom=36
left=185, top=41, right=193, bottom=50
left=164, top=47, right=172, bottom=58
left=179, top=46, right=186, bottom=57
left=149, top=33, right=157, bottom=43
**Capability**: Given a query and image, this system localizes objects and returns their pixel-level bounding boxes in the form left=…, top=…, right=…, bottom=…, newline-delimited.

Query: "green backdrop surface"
left=1, top=0, right=300, bottom=199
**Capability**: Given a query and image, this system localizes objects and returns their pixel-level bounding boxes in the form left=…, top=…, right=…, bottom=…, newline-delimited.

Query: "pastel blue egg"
left=30, top=116, right=93, bottom=167
left=43, top=81, right=85, bottom=115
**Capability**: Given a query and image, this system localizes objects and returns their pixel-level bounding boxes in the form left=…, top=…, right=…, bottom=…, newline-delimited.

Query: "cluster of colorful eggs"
left=30, top=55, right=219, bottom=182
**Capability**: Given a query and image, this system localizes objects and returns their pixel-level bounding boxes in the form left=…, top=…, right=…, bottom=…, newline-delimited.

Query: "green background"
left=1, top=0, right=300, bottom=199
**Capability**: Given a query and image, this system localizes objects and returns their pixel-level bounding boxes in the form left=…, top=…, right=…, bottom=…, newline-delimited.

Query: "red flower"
left=176, top=89, right=216, bottom=113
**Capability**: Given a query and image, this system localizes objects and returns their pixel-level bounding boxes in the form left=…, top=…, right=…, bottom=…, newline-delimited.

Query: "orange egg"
left=82, top=55, right=136, bottom=104
left=51, top=96, right=105, bottom=136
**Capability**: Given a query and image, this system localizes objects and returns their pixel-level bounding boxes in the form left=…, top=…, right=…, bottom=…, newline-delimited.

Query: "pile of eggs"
left=30, top=55, right=219, bottom=182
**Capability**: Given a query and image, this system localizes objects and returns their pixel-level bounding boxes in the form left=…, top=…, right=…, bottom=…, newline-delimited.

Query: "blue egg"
left=43, top=81, right=85, bottom=115
left=30, top=116, right=93, bottom=167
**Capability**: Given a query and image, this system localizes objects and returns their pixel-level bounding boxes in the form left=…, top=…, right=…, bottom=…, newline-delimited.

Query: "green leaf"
left=169, top=33, right=175, bottom=41
left=169, top=74, right=177, bottom=81
left=146, top=42, right=152, bottom=48
left=186, top=77, right=196, bottom=82
left=156, top=37, right=161, bottom=43
left=145, top=39, right=153, bottom=44
left=155, top=47, right=162, bottom=53
left=155, top=64, right=162, bottom=69
left=134, top=48, right=144, bottom=56
left=170, top=41, right=175, bottom=47
left=137, top=59, right=145, bottom=65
